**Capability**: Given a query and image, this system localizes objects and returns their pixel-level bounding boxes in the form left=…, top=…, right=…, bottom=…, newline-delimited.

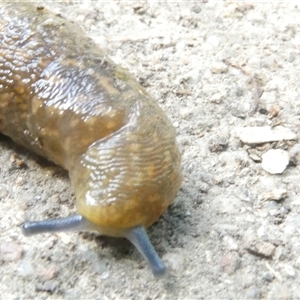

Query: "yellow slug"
left=0, top=3, right=182, bottom=277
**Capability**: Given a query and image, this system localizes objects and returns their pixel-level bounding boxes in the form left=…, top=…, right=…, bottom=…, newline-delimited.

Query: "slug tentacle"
left=124, top=226, right=167, bottom=278
left=23, top=217, right=166, bottom=278
left=22, top=215, right=88, bottom=236
left=0, top=3, right=182, bottom=277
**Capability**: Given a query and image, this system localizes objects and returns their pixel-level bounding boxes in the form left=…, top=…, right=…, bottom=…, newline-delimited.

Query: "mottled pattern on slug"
left=0, top=4, right=182, bottom=234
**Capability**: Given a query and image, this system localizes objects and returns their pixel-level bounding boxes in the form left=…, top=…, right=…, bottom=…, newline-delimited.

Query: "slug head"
left=69, top=123, right=182, bottom=237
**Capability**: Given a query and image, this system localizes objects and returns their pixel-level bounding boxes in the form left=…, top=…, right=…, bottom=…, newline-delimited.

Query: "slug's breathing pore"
left=0, top=4, right=182, bottom=278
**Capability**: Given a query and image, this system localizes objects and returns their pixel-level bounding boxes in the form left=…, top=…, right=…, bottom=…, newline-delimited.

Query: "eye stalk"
left=22, top=215, right=166, bottom=278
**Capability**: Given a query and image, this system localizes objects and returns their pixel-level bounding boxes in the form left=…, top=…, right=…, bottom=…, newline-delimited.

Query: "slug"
left=0, top=3, right=182, bottom=277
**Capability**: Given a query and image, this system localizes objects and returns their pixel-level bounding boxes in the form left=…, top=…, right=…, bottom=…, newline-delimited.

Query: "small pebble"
left=268, top=105, right=280, bottom=119
left=211, top=62, right=228, bottom=74
left=173, top=121, right=179, bottom=128
left=0, top=241, right=23, bottom=262
left=289, top=143, right=300, bottom=160
left=223, top=236, right=239, bottom=251
left=36, top=280, right=59, bottom=293
left=205, top=250, right=212, bottom=263
left=220, top=253, right=241, bottom=275
left=56, top=232, right=72, bottom=244
left=243, top=237, right=276, bottom=258
left=249, top=153, right=261, bottom=162
left=15, top=176, right=26, bottom=186
left=10, top=153, right=27, bottom=168
left=262, top=272, right=274, bottom=282
left=273, top=245, right=284, bottom=260
left=287, top=52, right=295, bottom=62
left=211, top=93, right=223, bottom=103
left=236, top=126, right=296, bottom=144
left=208, top=136, right=228, bottom=152
left=164, top=253, right=185, bottom=272
left=261, top=149, right=289, bottom=174
left=179, top=108, right=194, bottom=120
left=37, top=264, right=58, bottom=281
left=206, top=35, right=220, bottom=48
left=284, top=264, right=296, bottom=278
left=245, top=286, right=261, bottom=299
left=264, top=200, right=280, bottom=210
left=260, top=189, right=287, bottom=201
left=196, top=181, right=210, bottom=193
left=17, top=259, right=35, bottom=277
left=100, top=271, right=109, bottom=280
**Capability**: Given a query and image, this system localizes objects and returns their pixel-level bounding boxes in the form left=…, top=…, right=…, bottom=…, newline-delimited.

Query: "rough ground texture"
left=0, top=1, right=300, bottom=299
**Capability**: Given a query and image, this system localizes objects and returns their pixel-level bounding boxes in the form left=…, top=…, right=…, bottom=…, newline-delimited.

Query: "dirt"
left=1, top=1, right=300, bottom=299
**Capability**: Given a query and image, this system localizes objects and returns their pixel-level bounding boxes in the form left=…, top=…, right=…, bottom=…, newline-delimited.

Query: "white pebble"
left=206, top=35, right=220, bottom=48
left=173, top=121, right=179, bottom=128
left=261, top=149, right=289, bottom=174
left=284, top=264, right=296, bottom=278
left=236, top=126, right=296, bottom=144
left=260, top=189, right=287, bottom=201
left=211, top=62, right=228, bottom=74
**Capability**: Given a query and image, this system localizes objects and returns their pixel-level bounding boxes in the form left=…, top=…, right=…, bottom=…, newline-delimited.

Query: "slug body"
left=0, top=4, right=182, bottom=276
